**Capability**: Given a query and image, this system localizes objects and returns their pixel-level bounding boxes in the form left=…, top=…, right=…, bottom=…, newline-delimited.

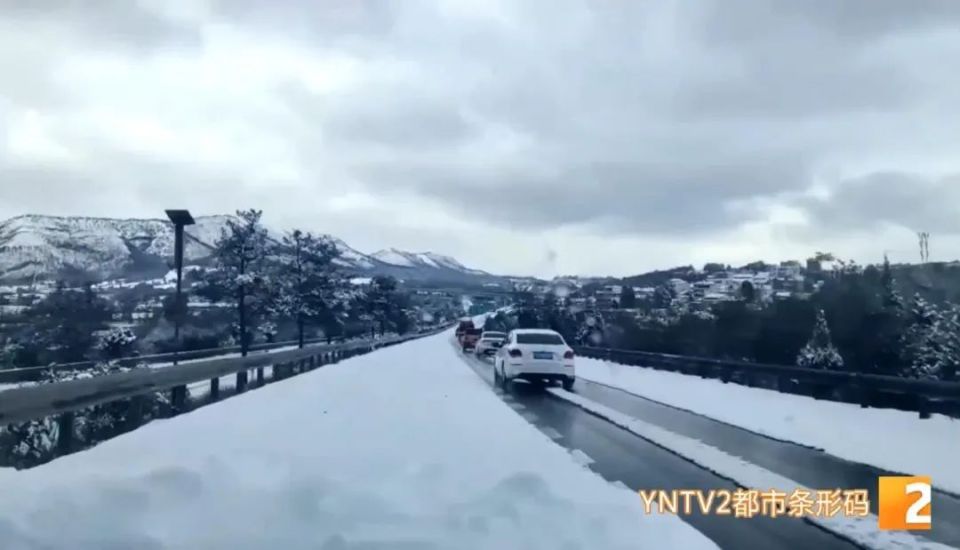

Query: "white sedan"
left=474, top=331, right=507, bottom=356
left=494, top=329, right=576, bottom=390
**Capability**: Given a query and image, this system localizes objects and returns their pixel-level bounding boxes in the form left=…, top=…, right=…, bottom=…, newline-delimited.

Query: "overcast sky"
left=2, top=1, right=960, bottom=278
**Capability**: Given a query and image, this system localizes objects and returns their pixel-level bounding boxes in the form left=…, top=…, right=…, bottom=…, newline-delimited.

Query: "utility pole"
left=165, top=210, right=196, bottom=364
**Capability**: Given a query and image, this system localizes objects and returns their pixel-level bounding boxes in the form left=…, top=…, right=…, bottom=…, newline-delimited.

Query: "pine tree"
left=201, top=209, right=270, bottom=357
left=620, top=286, right=637, bottom=308
left=937, top=303, right=960, bottom=381
left=272, top=230, right=344, bottom=348
left=739, top=281, right=756, bottom=303
left=901, top=294, right=941, bottom=379
left=652, top=283, right=677, bottom=310
left=901, top=294, right=958, bottom=380
left=364, top=276, right=408, bottom=336
left=796, top=309, right=844, bottom=370
left=24, top=281, right=114, bottom=363
left=880, top=255, right=904, bottom=311
left=97, top=327, right=137, bottom=360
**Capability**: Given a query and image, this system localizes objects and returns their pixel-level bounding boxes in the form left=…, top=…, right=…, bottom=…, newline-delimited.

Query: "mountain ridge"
left=0, top=214, right=502, bottom=285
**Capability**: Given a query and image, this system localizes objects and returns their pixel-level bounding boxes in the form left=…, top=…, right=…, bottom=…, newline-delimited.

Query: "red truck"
left=460, top=328, right=483, bottom=352
left=456, top=319, right=482, bottom=351
left=456, top=318, right=475, bottom=337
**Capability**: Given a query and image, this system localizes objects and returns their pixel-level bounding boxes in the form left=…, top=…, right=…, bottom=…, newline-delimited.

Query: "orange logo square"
left=878, top=476, right=932, bottom=530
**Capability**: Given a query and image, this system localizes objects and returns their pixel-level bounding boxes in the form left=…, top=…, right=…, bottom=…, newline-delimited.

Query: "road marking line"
left=548, top=388, right=944, bottom=550
left=539, top=427, right=563, bottom=440
left=569, top=448, right=595, bottom=466
left=508, top=402, right=527, bottom=411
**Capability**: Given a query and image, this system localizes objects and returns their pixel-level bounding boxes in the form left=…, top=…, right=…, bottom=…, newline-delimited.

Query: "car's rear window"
left=516, top=333, right=565, bottom=345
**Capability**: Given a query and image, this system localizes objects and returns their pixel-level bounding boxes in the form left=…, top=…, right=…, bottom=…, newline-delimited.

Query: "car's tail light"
left=509, top=348, right=522, bottom=358
left=564, top=350, right=575, bottom=359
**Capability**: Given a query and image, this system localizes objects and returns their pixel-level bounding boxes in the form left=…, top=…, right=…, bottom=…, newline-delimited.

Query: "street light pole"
left=165, top=210, right=196, bottom=364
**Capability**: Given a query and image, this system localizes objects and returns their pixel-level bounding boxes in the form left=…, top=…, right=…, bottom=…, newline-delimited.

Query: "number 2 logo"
left=905, top=482, right=932, bottom=526
left=879, top=476, right=932, bottom=531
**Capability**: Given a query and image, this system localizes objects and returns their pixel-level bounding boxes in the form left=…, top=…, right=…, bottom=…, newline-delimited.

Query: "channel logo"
left=878, top=476, right=932, bottom=531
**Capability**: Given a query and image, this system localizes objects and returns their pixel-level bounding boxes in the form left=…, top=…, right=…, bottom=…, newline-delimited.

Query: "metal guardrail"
left=0, top=334, right=380, bottom=384
left=574, top=346, right=960, bottom=419
left=0, top=325, right=453, bottom=427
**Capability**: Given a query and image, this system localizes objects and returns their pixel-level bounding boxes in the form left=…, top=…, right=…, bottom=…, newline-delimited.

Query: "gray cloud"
left=796, top=172, right=960, bottom=235
left=312, top=89, right=476, bottom=150
left=208, top=0, right=398, bottom=48
left=352, top=152, right=812, bottom=236
left=697, top=0, right=960, bottom=46
left=0, top=0, right=201, bottom=53
left=2, top=0, right=960, bottom=275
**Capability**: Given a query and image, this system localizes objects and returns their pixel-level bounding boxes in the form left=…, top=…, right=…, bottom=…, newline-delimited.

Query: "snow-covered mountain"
left=0, top=214, right=503, bottom=285
left=371, top=248, right=489, bottom=276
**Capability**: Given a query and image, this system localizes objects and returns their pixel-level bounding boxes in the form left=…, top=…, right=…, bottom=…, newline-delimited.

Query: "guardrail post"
left=210, top=377, right=220, bottom=401
left=811, top=383, right=832, bottom=400
left=57, top=412, right=75, bottom=455
left=170, top=385, right=187, bottom=415
left=126, top=395, right=145, bottom=431
left=236, top=371, right=248, bottom=393
left=257, top=367, right=265, bottom=386
left=918, top=397, right=932, bottom=419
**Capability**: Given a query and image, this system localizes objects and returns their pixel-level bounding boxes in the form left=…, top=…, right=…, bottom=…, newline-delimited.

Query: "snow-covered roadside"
left=0, top=331, right=717, bottom=550
left=577, top=357, right=960, bottom=495
left=551, top=388, right=952, bottom=550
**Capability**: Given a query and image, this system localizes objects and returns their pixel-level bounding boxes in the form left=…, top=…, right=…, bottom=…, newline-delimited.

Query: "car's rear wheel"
left=499, top=367, right=512, bottom=390
left=562, top=377, right=575, bottom=391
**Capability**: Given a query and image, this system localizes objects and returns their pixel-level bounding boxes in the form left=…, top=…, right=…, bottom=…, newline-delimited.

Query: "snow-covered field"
left=551, top=388, right=951, bottom=550
left=576, top=357, right=960, bottom=495
left=0, top=330, right=716, bottom=550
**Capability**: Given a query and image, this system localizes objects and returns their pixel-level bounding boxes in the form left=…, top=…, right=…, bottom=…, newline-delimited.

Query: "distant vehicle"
left=455, top=318, right=475, bottom=340
left=494, top=329, right=575, bottom=390
left=474, top=331, right=507, bottom=356
left=460, top=328, right=483, bottom=352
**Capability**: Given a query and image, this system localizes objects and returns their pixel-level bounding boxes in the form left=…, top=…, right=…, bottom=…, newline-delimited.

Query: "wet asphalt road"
left=571, top=376, right=960, bottom=547
left=462, top=352, right=862, bottom=550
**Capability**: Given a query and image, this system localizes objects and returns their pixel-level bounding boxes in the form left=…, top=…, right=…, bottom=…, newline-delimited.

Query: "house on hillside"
left=595, top=284, right=623, bottom=308
left=667, top=278, right=690, bottom=292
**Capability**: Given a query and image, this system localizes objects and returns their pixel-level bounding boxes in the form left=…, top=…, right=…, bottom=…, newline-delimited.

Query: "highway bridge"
left=0, top=324, right=956, bottom=550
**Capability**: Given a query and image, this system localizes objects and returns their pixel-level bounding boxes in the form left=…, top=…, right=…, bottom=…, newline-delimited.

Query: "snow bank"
left=551, top=388, right=952, bottom=550
left=0, top=332, right=715, bottom=550
left=576, top=357, right=960, bottom=495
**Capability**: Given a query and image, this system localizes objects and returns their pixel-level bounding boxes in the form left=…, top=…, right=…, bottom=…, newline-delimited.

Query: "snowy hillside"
left=373, top=248, right=492, bottom=277
left=0, top=214, right=232, bottom=283
left=0, top=214, right=504, bottom=284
